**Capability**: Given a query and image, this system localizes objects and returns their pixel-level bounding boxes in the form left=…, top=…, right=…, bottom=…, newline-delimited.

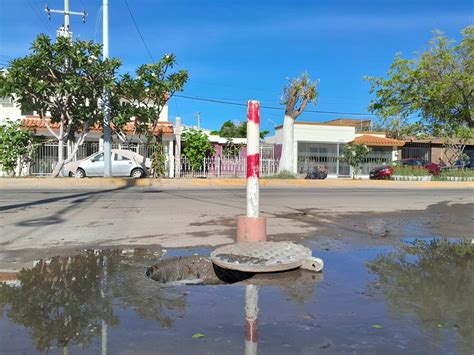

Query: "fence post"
left=168, top=140, right=175, bottom=178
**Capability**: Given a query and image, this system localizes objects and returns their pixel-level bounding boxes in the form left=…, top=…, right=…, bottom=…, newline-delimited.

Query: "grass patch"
left=263, top=170, right=296, bottom=179
left=392, top=166, right=429, bottom=176
left=434, top=169, right=474, bottom=180
left=439, top=169, right=474, bottom=178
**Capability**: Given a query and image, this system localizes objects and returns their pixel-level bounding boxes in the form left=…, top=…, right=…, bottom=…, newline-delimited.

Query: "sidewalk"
left=1, top=177, right=473, bottom=189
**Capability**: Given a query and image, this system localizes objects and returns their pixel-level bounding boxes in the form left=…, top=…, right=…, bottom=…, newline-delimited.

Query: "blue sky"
left=0, top=0, right=472, bottom=133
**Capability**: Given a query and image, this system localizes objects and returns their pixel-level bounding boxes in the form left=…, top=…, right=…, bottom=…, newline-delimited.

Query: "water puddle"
left=0, top=239, right=472, bottom=354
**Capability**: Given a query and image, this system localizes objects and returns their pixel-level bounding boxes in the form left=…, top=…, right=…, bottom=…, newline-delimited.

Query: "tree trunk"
left=51, top=122, right=65, bottom=178
left=278, top=115, right=295, bottom=173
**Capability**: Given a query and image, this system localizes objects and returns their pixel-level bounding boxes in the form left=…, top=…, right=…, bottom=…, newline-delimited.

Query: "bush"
left=340, top=144, right=371, bottom=179
left=392, top=166, right=429, bottom=176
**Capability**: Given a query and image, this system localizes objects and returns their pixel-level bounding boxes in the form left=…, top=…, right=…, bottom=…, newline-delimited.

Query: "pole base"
left=237, top=216, right=267, bottom=243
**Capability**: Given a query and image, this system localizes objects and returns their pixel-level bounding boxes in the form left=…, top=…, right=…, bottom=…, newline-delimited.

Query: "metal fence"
left=360, top=151, right=393, bottom=175
left=176, top=157, right=279, bottom=178
left=402, top=143, right=431, bottom=160
left=26, top=141, right=278, bottom=178
left=29, top=142, right=68, bottom=176
left=27, top=141, right=162, bottom=176
left=297, top=150, right=393, bottom=177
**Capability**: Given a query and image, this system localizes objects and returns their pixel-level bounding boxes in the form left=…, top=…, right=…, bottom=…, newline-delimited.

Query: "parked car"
left=452, top=157, right=474, bottom=169
left=63, top=149, right=152, bottom=178
left=369, top=158, right=440, bottom=179
left=369, top=165, right=394, bottom=179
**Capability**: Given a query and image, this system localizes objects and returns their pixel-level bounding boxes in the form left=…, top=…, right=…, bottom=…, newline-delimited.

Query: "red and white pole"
left=246, top=100, right=260, bottom=218
left=236, top=100, right=267, bottom=243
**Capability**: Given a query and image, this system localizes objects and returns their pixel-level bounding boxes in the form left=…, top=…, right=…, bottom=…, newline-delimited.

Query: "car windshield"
left=93, top=153, right=104, bottom=161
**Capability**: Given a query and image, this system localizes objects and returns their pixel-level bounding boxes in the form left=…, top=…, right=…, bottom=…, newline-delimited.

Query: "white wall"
left=294, top=124, right=355, bottom=143
left=159, top=103, right=169, bottom=122
left=0, top=97, right=24, bottom=124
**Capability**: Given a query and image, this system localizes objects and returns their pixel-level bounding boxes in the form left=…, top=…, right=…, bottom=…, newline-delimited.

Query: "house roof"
left=21, top=116, right=174, bottom=135
left=404, top=136, right=474, bottom=145
left=351, top=135, right=405, bottom=147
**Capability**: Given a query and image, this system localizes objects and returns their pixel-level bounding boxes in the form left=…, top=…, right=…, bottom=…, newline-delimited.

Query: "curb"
left=1, top=178, right=473, bottom=189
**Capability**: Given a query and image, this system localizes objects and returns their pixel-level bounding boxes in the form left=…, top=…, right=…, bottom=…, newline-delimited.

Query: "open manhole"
left=146, top=255, right=254, bottom=285
left=146, top=252, right=323, bottom=287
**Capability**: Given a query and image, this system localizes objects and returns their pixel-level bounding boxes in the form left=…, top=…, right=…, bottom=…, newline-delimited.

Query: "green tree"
left=372, top=118, right=428, bottom=140
left=279, top=72, right=319, bottom=173
left=0, top=34, right=121, bottom=177
left=117, top=54, right=188, bottom=160
left=341, top=143, right=371, bottom=179
left=441, top=125, right=474, bottom=166
left=181, top=129, right=214, bottom=171
left=0, top=119, right=35, bottom=176
left=214, top=120, right=269, bottom=139
left=365, top=26, right=474, bottom=136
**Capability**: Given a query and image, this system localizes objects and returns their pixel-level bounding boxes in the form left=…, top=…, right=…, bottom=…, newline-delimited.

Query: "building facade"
left=269, top=119, right=404, bottom=177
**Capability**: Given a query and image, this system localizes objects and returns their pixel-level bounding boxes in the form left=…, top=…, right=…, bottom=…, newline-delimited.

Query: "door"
left=87, top=153, right=105, bottom=176
left=112, top=153, right=133, bottom=176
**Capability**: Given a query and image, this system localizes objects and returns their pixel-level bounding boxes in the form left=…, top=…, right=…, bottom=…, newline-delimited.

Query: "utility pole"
left=45, top=1, right=87, bottom=40
left=197, top=112, right=201, bottom=129
left=102, top=0, right=112, bottom=177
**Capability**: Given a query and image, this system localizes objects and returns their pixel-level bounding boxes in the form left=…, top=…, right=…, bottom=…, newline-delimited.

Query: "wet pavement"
left=1, top=238, right=472, bottom=354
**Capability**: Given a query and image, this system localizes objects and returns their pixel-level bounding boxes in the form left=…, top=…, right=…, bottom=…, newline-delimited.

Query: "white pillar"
left=392, top=146, right=398, bottom=161
left=168, top=140, right=174, bottom=178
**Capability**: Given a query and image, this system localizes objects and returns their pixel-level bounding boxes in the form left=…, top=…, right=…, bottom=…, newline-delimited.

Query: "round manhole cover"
left=211, top=242, right=312, bottom=272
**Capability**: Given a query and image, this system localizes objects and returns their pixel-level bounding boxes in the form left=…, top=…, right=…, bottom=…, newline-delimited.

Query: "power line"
left=173, top=94, right=375, bottom=117
left=124, top=0, right=155, bottom=63
left=27, top=0, right=52, bottom=32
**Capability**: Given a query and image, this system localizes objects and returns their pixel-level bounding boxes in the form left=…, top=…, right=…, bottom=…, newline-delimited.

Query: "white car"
left=64, top=149, right=151, bottom=178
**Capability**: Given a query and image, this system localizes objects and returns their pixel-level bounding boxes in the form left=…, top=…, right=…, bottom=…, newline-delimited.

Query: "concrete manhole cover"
left=211, top=242, right=313, bottom=272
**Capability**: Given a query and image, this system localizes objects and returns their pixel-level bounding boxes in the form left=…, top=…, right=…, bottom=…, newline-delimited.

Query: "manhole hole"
left=146, top=256, right=254, bottom=285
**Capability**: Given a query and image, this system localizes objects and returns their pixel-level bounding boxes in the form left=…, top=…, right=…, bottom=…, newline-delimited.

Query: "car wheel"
left=131, top=168, right=144, bottom=179
left=75, top=168, right=86, bottom=178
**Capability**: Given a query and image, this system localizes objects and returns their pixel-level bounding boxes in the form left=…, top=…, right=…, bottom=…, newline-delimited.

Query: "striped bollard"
left=237, top=100, right=267, bottom=243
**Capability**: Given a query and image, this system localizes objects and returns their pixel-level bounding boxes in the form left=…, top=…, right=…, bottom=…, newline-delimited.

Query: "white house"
left=268, top=118, right=405, bottom=177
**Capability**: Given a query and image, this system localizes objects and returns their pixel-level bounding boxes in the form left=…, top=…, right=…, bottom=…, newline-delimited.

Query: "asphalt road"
left=1, top=186, right=473, bottom=269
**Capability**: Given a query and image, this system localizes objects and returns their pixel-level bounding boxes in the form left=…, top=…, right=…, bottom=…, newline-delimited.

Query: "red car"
left=370, top=159, right=440, bottom=179
left=369, top=165, right=394, bottom=179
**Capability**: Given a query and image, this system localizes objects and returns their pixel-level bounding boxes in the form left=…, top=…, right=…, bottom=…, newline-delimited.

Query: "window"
left=114, top=154, right=130, bottom=161
left=93, top=153, right=104, bottom=161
